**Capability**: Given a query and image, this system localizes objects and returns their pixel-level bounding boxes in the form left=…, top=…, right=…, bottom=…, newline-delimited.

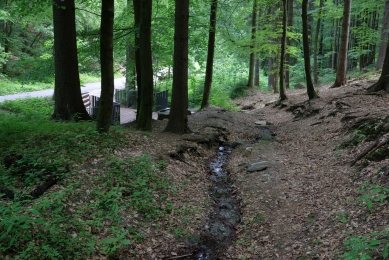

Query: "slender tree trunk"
left=377, top=0, right=389, bottom=71
left=279, top=0, right=287, bottom=100
left=332, top=16, right=339, bottom=70
left=285, top=0, right=293, bottom=89
left=52, top=0, right=91, bottom=121
left=367, top=37, right=389, bottom=92
left=97, top=0, right=114, bottom=133
left=133, top=0, right=142, bottom=121
left=331, top=0, right=352, bottom=88
left=313, top=0, right=323, bottom=84
left=137, top=0, right=154, bottom=131
left=248, top=0, right=257, bottom=88
left=302, top=0, right=317, bottom=99
left=164, top=0, right=191, bottom=134
left=201, top=0, right=218, bottom=109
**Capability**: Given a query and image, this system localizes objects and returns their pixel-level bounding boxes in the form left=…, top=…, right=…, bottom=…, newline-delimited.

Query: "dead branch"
left=350, top=137, right=388, bottom=166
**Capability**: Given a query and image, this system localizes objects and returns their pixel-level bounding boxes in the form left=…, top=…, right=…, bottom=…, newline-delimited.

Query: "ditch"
left=193, top=145, right=241, bottom=259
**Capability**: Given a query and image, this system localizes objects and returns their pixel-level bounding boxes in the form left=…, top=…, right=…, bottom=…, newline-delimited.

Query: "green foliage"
left=0, top=78, right=53, bottom=96
left=0, top=97, right=53, bottom=118
left=357, top=182, right=389, bottom=211
left=229, top=80, right=249, bottom=99
left=341, top=231, right=389, bottom=260
left=103, top=156, right=172, bottom=219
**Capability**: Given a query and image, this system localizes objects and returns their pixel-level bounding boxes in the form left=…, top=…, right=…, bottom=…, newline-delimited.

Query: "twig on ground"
left=166, top=253, right=193, bottom=260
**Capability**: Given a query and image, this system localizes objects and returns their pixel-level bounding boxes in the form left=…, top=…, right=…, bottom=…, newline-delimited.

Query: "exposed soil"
left=117, top=75, right=389, bottom=259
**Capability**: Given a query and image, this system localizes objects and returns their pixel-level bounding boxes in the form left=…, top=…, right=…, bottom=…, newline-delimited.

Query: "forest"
left=1, top=0, right=389, bottom=259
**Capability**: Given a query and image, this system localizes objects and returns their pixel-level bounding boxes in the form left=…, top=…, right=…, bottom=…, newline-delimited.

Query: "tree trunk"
left=268, top=56, right=276, bottom=92
left=376, top=0, right=389, bottom=71
left=52, top=0, right=91, bottom=121
left=248, top=0, right=257, bottom=88
left=133, top=0, right=142, bottom=121
left=201, top=0, right=218, bottom=109
left=302, top=0, right=317, bottom=99
left=313, top=0, right=323, bottom=84
left=367, top=37, right=389, bottom=92
left=285, top=0, right=293, bottom=89
left=164, top=0, right=191, bottom=134
left=136, top=0, right=154, bottom=131
left=254, top=54, right=260, bottom=87
left=125, top=1, right=136, bottom=90
left=97, top=0, right=114, bottom=133
left=279, top=0, right=287, bottom=101
left=331, top=0, right=352, bottom=88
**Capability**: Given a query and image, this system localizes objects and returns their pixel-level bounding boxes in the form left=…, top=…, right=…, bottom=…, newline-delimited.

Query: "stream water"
left=194, top=146, right=241, bottom=259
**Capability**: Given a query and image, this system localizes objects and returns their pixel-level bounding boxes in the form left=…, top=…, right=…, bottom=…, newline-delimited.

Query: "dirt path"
left=100, top=76, right=389, bottom=259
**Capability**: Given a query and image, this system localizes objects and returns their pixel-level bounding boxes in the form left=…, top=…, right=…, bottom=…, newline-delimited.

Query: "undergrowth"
left=0, top=98, right=173, bottom=259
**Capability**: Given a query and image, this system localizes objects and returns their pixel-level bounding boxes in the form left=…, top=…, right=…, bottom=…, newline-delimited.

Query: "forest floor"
left=114, top=72, right=389, bottom=259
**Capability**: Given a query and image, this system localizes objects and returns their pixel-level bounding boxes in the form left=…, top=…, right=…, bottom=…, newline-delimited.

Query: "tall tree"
left=125, top=0, right=136, bottom=90
left=133, top=0, right=142, bottom=121
left=285, top=0, right=294, bottom=89
left=376, top=0, right=389, bottom=71
left=164, top=0, right=190, bottom=134
left=302, top=0, right=317, bottom=99
left=52, top=0, right=90, bottom=121
left=313, top=0, right=324, bottom=84
left=201, top=0, right=218, bottom=109
left=1, top=0, right=12, bottom=75
left=279, top=0, right=287, bottom=100
left=136, top=0, right=153, bottom=130
left=97, top=0, right=114, bottom=133
left=367, top=37, right=389, bottom=93
left=331, top=0, right=352, bottom=88
left=248, top=0, right=257, bottom=88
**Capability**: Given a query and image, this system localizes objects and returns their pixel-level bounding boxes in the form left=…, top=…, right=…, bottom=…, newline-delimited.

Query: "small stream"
left=194, top=146, right=241, bottom=259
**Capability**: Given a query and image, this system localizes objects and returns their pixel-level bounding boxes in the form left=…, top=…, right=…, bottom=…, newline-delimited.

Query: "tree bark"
left=254, top=54, right=260, bottom=87
left=248, top=0, right=257, bottom=88
left=201, top=0, right=218, bottom=109
left=331, top=0, right=352, bottom=88
left=97, top=0, right=115, bottom=133
left=133, top=0, right=142, bottom=121
left=376, top=0, right=389, bottom=71
left=313, top=0, right=324, bottom=84
left=136, top=0, right=154, bottom=131
left=164, top=0, right=191, bottom=134
left=367, top=37, right=389, bottom=93
left=302, top=0, right=317, bottom=99
left=279, top=0, right=287, bottom=101
left=125, top=1, right=136, bottom=89
left=52, top=0, right=91, bottom=121
left=285, top=0, right=293, bottom=89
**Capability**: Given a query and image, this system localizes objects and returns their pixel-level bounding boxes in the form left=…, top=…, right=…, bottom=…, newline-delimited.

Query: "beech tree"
left=367, top=37, right=389, bottom=92
left=96, top=0, right=114, bottom=133
left=248, top=0, right=257, bottom=88
left=331, top=0, right=352, bottom=88
left=302, top=0, right=317, bottom=99
left=52, top=0, right=90, bottom=121
left=164, top=0, right=190, bottom=134
left=376, top=0, right=389, bottom=71
left=201, top=0, right=218, bottom=109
